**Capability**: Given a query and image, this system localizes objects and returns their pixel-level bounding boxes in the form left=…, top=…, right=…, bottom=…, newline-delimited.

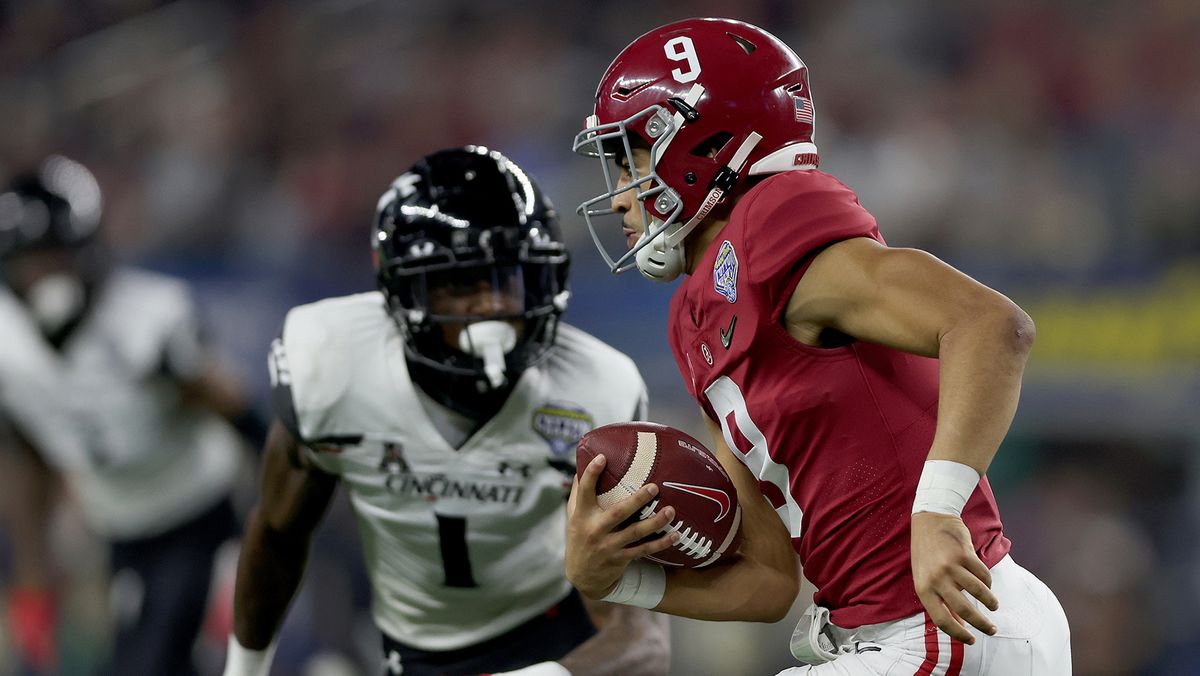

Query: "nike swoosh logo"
left=719, top=315, right=737, bottom=349
left=663, top=481, right=732, bottom=522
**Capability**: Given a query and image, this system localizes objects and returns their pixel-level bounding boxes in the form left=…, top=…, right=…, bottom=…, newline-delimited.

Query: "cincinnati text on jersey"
left=385, top=471, right=527, bottom=505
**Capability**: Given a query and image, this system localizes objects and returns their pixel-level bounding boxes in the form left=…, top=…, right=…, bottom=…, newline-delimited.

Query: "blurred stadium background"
left=1, top=0, right=1198, bottom=674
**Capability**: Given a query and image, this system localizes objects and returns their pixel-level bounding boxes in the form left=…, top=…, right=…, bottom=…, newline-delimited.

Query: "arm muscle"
left=786, top=237, right=1035, bottom=473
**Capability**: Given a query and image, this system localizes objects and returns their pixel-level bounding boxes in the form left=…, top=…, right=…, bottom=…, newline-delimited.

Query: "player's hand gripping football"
left=910, top=512, right=999, bottom=644
left=565, top=455, right=680, bottom=599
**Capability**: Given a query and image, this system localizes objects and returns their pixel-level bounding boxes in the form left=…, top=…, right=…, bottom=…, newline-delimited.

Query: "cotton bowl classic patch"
left=532, top=404, right=594, bottom=456
left=713, top=240, right=739, bottom=303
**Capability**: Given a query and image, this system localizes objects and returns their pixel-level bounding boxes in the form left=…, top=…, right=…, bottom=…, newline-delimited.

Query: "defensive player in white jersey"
left=0, top=157, right=258, bottom=675
left=224, top=147, right=670, bottom=676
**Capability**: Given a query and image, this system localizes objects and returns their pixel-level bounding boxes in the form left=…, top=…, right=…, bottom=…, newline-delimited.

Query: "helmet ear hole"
left=690, top=132, right=733, bottom=159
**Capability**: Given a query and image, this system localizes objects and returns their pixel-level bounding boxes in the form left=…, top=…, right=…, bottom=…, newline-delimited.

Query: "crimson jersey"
left=668, top=170, right=1010, bottom=628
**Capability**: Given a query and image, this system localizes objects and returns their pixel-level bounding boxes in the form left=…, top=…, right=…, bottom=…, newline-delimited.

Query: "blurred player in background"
left=566, top=18, right=1070, bottom=674
left=224, top=147, right=669, bottom=676
left=0, top=156, right=261, bottom=675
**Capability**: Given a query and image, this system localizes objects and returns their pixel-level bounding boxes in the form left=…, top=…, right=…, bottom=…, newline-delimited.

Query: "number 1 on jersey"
left=435, top=514, right=477, bottom=588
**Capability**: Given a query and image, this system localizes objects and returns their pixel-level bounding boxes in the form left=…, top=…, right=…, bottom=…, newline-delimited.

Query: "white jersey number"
left=664, top=36, right=701, bottom=83
left=705, top=375, right=804, bottom=538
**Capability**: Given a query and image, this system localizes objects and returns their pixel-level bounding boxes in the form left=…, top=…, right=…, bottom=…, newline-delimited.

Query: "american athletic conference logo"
left=713, top=240, right=738, bottom=303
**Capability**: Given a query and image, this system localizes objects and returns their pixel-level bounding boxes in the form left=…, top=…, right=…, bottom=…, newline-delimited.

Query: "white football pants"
left=776, top=556, right=1070, bottom=675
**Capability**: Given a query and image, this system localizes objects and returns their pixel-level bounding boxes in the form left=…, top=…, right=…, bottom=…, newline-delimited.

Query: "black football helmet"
left=374, top=146, right=570, bottom=393
left=1, top=157, right=106, bottom=344
left=0, top=156, right=102, bottom=261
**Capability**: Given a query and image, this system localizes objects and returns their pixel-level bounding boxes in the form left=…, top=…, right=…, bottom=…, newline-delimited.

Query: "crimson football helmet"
left=574, top=18, right=819, bottom=281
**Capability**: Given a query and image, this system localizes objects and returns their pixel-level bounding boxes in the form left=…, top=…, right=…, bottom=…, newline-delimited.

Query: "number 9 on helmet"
left=573, top=18, right=820, bottom=282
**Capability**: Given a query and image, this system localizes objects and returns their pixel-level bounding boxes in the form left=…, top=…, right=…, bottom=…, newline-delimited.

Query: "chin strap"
left=635, top=131, right=765, bottom=282
left=664, top=131, right=763, bottom=249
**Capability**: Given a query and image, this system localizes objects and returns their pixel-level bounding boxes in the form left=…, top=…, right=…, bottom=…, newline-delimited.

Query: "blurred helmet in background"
left=0, top=155, right=103, bottom=260
left=574, top=17, right=818, bottom=281
left=373, top=146, right=570, bottom=395
left=0, top=156, right=105, bottom=337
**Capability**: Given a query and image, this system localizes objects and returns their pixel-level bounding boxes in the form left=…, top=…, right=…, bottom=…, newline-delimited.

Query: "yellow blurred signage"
left=1020, top=264, right=1200, bottom=364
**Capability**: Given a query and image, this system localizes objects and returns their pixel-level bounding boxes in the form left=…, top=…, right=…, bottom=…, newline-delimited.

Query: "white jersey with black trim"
left=271, top=292, right=647, bottom=651
left=0, top=269, right=241, bottom=539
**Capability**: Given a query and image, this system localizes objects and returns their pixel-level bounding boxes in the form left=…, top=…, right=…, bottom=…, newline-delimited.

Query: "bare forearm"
left=560, top=602, right=670, bottom=676
left=653, top=419, right=799, bottom=623
left=928, top=306, right=1035, bottom=473
left=656, top=552, right=795, bottom=622
left=232, top=507, right=313, bottom=649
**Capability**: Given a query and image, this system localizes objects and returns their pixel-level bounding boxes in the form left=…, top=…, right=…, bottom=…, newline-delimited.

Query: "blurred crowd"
left=1, top=1, right=1198, bottom=674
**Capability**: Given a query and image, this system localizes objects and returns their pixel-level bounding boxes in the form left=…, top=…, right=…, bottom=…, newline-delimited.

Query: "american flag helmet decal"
left=793, top=95, right=814, bottom=125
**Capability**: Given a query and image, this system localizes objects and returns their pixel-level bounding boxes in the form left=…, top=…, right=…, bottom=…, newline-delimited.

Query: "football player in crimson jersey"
left=224, top=148, right=669, bottom=676
left=565, top=18, right=1071, bottom=674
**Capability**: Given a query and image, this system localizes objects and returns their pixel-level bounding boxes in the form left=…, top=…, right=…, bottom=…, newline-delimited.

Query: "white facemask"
left=26, top=272, right=86, bottom=334
left=458, top=320, right=517, bottom=390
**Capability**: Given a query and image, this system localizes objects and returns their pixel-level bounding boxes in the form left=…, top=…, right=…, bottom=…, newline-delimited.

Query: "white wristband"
left=601, top=560, right=666, bottom=609
left=912, top=460, right=981, bottom=517
left=490, top=661, right=572, bottom=676
left=223, top=635, right=277, bottom=676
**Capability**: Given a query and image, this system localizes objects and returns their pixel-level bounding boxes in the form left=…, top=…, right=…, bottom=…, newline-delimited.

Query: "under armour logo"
left=384, top=649, right=403, bottom=674
left=407, top=241, right=436, bottom=257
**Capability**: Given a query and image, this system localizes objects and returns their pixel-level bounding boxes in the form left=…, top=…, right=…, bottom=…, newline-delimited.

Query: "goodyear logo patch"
left=533, top=404, right=594, bottom=456
left=713, top=240, right=738, bottom=303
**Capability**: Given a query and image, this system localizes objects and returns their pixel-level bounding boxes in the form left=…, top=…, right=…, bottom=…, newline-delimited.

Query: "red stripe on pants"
left=947, top=637, right=965, bottom=676
left=914, top=614, right=939, bottom=676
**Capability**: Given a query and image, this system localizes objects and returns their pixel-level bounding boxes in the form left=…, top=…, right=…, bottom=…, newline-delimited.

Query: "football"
left=577, top=421, right=743, bottom=568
